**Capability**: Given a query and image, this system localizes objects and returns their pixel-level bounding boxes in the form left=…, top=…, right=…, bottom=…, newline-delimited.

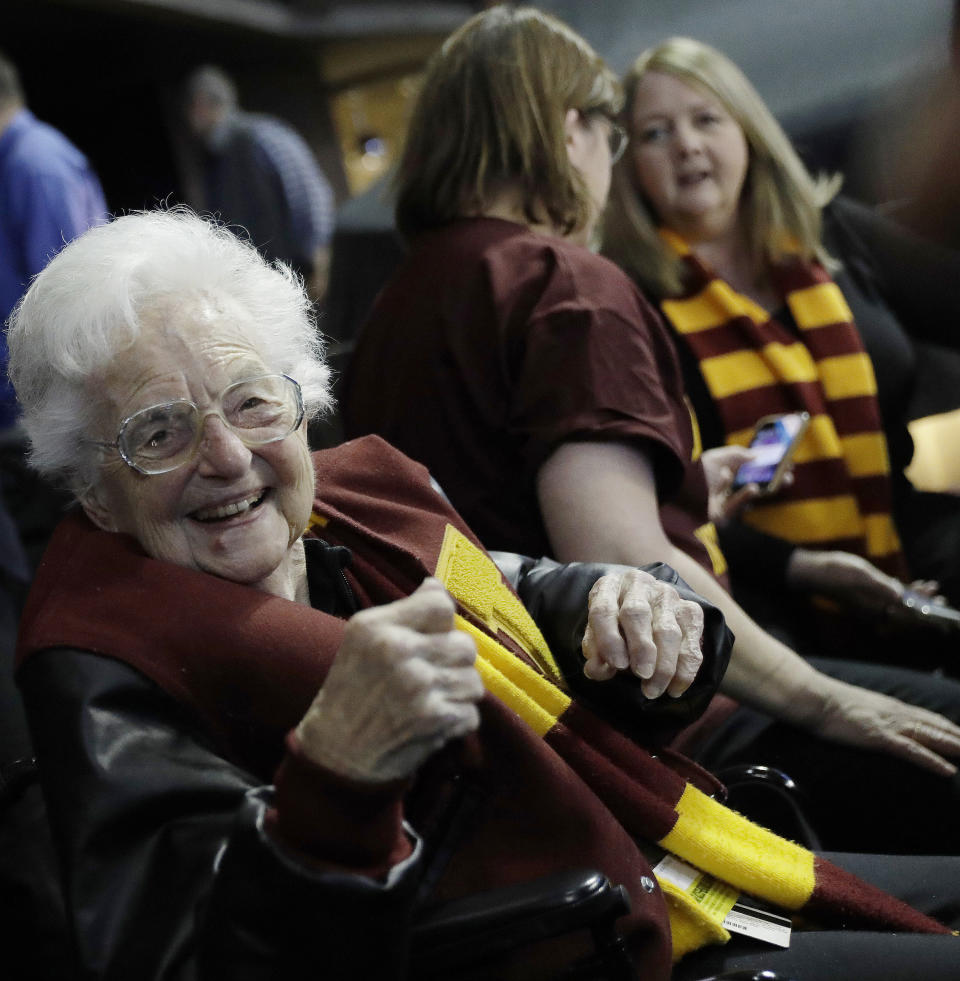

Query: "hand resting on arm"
left=537, top=439, right=960, bottom=777
left=581, top=568, right=704, bottom=698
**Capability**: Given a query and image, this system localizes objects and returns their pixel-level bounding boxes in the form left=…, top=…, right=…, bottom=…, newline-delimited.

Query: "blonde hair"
left=395, top=4, right=621, bottom=240
left=603, top=36, right=841, bottom=297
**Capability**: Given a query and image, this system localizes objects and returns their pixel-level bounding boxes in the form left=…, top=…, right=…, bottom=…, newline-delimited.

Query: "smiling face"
left=80, top=293, right=315, bottom=600
left=628, top=70, right=749, bottom=244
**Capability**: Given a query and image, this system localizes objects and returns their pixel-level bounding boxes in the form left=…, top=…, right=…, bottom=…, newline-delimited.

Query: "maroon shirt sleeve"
left=494, top=242, right=694, bottom=495
left=265, top=730, right=413, bottom=880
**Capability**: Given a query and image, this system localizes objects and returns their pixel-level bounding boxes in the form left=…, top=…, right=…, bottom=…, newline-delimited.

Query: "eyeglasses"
left=88, top=373, right=304, bottom=475
left=607, top=121, right=628, bottom=165
left=582, top=110, right=629, bottom=165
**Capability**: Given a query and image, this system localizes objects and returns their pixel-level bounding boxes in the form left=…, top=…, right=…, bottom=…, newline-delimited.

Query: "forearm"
left=539, top=440, right=960, bottom=773
left=655, top=544, right=825, bottom=721
left=491, top=550, right=732, bottom=742
left=538, top=441, right=831, bottom=725
left=547, top=521, right=828, bottom=725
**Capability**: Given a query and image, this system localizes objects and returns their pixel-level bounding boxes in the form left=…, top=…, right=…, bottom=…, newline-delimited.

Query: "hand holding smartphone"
left=890, top=588, right=960, bottom=633
left=731, top=412, right=810, bottom=495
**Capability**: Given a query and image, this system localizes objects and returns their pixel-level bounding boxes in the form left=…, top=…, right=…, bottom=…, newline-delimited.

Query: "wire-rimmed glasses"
left=88, top=373, right=304, bottom=475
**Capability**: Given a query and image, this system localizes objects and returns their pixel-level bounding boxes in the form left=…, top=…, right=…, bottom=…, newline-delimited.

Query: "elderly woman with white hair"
left=13, top=205, right=960, bottom=980
left=6, top=206, right=740, bottom=979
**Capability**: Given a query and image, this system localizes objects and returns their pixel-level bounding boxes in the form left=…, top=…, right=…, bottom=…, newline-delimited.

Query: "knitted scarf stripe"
left=658, top=230, right=903, bottom=573
left=448, top=555, right=816, bottom=956
left=434, top=524, right=947, bottom=957
left=460, top=597, right=948, bottom=954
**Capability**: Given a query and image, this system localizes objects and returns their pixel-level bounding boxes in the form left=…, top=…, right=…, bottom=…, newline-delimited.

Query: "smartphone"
left=894, top=589, right=960, bottom=633
left=731, top=412, right=811, bottom=494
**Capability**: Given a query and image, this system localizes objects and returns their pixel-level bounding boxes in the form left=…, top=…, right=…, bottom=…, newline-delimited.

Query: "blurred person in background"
left=0, top=48, right=108, bottom=433
left=0, top=48, right=104, bottom=574
left=185, top=64, right=335, bottom=306
left=0, top=49, right=107, bottom=566
left=602, top=36, right=960, bottom=664
left=0, top=49, right=96, bottom=975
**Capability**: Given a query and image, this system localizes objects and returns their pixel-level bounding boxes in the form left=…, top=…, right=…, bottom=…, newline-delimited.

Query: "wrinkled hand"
left=581, top=569, right=705, bottom=698
left=786, top=549, right=904, bottom=610
left=296, top=578, right=484, bottom=783
left=811, top=679, right=960, bottom=776
left=701, top=445, right=766, bottom=524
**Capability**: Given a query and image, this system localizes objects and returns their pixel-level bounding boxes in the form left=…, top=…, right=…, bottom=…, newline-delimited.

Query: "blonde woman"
left=603, top=36, right=960, bottom=657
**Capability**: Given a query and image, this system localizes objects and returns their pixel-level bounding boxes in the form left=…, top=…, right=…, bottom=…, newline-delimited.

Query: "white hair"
left=7, top=207, right=332, bottom=496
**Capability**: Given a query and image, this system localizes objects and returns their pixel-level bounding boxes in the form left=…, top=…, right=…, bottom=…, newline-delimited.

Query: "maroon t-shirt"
left=344, top=217, right=718, bottom=576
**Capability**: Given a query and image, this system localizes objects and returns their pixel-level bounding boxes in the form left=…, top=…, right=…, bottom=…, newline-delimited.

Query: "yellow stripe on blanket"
left=660, top=783, right=815, bottom=911
left=436, top=524, right=564, bottom=686
left=456, top=614, right=570, bottom=737
left=660, top=877, right=731, bottom=962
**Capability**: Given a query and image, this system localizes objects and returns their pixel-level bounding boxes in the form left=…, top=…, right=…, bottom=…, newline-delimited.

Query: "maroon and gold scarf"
left=659, top=231, right=906, bottom=578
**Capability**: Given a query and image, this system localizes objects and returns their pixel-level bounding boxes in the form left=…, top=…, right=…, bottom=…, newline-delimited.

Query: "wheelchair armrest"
left=410, top=868, right=634, bottom=977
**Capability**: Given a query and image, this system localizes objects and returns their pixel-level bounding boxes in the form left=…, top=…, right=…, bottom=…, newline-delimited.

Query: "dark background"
left=2, top=0, right=954, bottom=216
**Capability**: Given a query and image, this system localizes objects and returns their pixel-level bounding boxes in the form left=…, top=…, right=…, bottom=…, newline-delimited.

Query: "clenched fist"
left=296, top=578, right=485, bottom=782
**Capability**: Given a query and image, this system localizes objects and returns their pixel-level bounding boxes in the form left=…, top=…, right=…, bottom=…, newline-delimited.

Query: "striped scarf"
left=430, top=522, right=944, bottom=959
left=659, top=230, right=906, bottom=578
